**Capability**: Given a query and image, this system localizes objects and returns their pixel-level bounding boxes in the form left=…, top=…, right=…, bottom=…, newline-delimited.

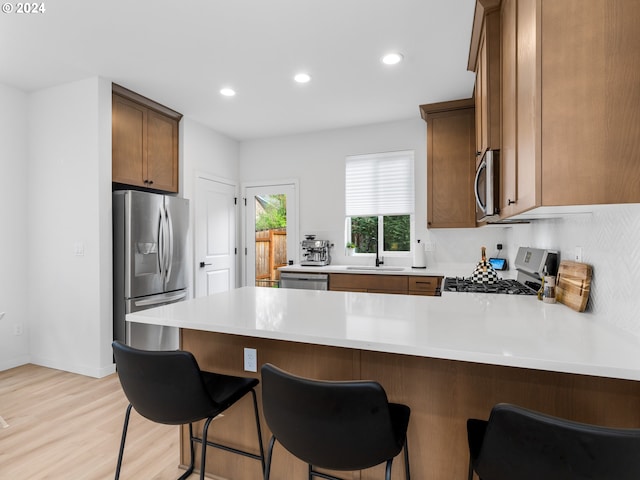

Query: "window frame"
left=344, top=150, right=416, bottom=257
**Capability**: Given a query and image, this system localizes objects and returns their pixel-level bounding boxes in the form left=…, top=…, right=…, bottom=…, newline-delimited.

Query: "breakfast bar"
left=127, top=287, right=640, bottom=479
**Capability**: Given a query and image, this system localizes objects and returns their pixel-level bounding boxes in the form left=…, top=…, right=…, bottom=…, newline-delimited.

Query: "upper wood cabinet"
left=470, top=0, right=640, bottom=217
left=420, top=99, right=477, bottom=229
left=112, top=84, right=182, bottom=193
left=469, top=1, right=501, bottom=157
left=539, top=0, right=640, bottom=207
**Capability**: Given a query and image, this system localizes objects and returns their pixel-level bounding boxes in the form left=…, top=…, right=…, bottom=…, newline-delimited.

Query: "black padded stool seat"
left=112, top=341, right=264, bottom=480
left=261, top=363, right=410, bottom=480
left=467, top=403, right=640, bottom=480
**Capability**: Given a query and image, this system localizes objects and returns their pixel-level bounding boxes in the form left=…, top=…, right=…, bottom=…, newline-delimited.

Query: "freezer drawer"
left=280, top=272, right=328, bottom=290
left=121, top=289, right=188, bottom=351
left=126, top=290, right=187, bottom=313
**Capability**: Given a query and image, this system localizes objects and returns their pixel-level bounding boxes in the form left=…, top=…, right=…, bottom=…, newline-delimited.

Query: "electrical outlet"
left=244, top=347, right=257, bottom=372
left=574, top=246, right=583, bottom=262
left=73, top=242, right=85, bottom=256
left=13, top=324, right=23, bottom=336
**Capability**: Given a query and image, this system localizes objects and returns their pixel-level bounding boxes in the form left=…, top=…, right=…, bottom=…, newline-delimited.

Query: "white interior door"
left=244, top=182, right=298, bottom=287
left=195, top=176, right=237, bottom=297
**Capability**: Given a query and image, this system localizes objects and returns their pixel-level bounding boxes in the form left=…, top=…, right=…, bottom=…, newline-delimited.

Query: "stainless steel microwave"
left=474, top=149, right=500, bottom=222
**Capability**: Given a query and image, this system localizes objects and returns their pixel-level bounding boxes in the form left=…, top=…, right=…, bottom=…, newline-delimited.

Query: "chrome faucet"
left=373, top=238, right=384, bottom=267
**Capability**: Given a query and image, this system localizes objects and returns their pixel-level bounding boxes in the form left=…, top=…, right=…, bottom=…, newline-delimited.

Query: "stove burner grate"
left=443, top=277, right=536, bottom=295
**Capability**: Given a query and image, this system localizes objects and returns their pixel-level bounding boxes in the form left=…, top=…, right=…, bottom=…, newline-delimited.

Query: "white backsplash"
left=508, top=204, right=640, bottom=337
left=313, top=226, right=510, bottom=270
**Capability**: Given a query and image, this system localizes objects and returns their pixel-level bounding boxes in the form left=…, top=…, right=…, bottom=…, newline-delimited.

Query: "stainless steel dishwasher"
left=280, top=272, right=329, bottom=290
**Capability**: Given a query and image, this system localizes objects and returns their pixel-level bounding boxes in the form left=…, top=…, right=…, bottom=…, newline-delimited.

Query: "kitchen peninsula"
left=127, top=287, right=640, bottom=479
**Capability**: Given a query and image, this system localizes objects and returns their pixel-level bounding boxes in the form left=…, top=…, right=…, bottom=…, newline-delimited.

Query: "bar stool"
left=261, top=363, right=410, bottom=480
left=112, top=341, right=265, bottom=480
left=467, top=403, right=640, bottom=480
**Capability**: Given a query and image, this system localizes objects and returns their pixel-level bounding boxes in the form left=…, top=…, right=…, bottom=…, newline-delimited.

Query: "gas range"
left=444, top=247, right=559, bottom=296
left=443, top=277, right=536, bottom=295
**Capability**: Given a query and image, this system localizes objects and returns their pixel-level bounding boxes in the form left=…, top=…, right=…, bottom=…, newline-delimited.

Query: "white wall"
left=507, top=205, right=640, bottom=336
left=181, top=117, right=241, bottom=289
left=27, top=77, right=114, bottom=377
left=0, top=84, right=30, bottom=370
left=239, top=118, right=508, bottom=267
left=182, top=117, right=240, bottom=189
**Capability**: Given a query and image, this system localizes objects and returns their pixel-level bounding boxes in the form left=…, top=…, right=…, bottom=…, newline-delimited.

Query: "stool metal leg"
left=114, top=404, right=133, bottom=480
left=250, top=388, right=266, bottom=472
left=403, top=436, right=410, bottom=480
left=177, top=423, right=195, bottom=480
left=264, top=435, right=276, bottom=480
left=200, top=417, right=214, bottom=480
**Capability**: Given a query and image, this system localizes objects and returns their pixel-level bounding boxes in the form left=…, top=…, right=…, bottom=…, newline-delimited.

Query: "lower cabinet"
left=329, top=274, right=442, bottom=296
left=408, top=276, right=442, bottom=296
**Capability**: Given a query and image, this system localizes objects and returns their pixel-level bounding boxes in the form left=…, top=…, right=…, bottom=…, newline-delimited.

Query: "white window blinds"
left=345, top=150, right=414, bottom=216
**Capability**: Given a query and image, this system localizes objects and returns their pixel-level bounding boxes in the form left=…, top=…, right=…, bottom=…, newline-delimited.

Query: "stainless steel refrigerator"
left=113, top=190, right=189, bottom=350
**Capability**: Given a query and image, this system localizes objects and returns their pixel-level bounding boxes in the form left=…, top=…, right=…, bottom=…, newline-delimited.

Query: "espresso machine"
left=300, top=235, right=333, bottom=266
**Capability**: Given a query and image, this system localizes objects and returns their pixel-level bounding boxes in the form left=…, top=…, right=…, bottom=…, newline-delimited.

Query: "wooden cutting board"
left=555, top=260, right=593, bottom=312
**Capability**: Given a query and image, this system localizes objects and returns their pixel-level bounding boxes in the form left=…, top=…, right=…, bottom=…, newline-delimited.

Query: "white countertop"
left=127, top=286, right=640, bottom=382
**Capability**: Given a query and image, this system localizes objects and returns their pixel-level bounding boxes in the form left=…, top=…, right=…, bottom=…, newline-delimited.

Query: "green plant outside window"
left=349, top=215, right=410, bottom=253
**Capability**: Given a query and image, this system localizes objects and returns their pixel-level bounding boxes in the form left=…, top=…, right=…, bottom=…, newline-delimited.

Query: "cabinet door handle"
left=200, top=261, right=212, bottom=268
left=508, top=199, right=516, bottom=205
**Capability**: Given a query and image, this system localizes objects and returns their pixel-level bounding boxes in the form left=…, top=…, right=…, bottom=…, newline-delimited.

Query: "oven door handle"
left=474, top=158, right=487, bottom=214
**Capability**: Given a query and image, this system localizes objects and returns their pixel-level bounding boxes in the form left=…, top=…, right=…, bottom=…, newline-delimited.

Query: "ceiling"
left=0, top=0, right=477, bottom=140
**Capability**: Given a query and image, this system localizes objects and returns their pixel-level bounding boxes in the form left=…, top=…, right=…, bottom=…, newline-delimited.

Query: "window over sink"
left=345, top=151, right=414, bottom=255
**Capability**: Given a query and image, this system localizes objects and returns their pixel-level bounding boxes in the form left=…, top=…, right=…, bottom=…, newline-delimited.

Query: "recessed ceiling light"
left=381, top=52, right=404, bottom=65
left=294, top=73, right=311, bottom=84
left=220, top=88, right=236, bottom=97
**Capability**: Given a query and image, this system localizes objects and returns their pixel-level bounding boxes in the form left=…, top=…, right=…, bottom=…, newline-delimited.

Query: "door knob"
left=199, top=261, right=212, bottom=268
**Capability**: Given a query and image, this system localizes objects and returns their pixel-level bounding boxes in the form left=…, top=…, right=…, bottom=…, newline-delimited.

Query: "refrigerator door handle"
left=165, top=203, right=174, bottom=286
left=158, top=205, right=166, bottom=281
left=134, top=291, right=187, bottom=308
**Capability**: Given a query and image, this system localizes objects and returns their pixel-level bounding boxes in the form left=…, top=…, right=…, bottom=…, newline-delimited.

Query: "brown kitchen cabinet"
left=329, top=273, right=407, bottom=295
left=408, top=276, right=442, bottom=296
left=329, top=273, right=442, bottom=296
left=420, top=99, right=477, bottom=228
left=469, top=2, right=501, bottom=157
left=112, top=84, right=182, bottom=193
left=470, top=0, right=640, bottom=218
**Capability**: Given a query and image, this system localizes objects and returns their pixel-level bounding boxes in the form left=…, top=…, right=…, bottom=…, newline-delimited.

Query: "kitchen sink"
left=345, top=266, right=405, bottom=272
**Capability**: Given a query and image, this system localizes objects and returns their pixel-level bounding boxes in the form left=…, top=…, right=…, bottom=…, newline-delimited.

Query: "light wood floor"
left=0, top=364, right=196, bottom=479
